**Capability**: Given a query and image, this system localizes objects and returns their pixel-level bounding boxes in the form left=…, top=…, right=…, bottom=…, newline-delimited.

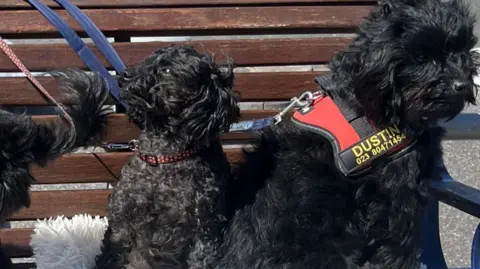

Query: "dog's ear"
left=348, top=43, right=404, bottom=127
left=379, top=0, right=423, bottom=15
left=181, top=56, right=240, bottom=145
left=118, top=66, right=170, bottom=129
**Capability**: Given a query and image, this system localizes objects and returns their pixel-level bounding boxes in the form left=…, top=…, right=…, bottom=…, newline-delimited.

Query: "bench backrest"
left=0, top=0, right=377, bottom=267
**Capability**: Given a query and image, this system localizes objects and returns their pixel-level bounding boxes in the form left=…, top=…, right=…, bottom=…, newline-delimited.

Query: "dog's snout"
left=453, top=81, right=470, bottom=92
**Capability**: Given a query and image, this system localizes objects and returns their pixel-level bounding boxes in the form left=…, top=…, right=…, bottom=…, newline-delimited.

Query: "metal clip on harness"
left=273, top=91, right=321, bottom=124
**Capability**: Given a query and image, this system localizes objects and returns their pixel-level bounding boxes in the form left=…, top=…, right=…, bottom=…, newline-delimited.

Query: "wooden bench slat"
left=33, top=111, right=276, bottom=143
left=0, top=7, right=370, bottom=36
left=12, top=147, right=245, bottom=220
left=94, top=149, right=245, bottom=179
left=0, top=38, right=350, bottom=72
left=31, top=149, right=244, bottom=185
left=0, top=71, right=321, bottom=105
left=1, top=228, right=34, bottom=258
left=9, top=190, right=111, bottom=221
left=30, top=154, right=116, bottom=184
left=0, top=0, right=376, bottom=9
left=1, top=148, right=246, bottom=258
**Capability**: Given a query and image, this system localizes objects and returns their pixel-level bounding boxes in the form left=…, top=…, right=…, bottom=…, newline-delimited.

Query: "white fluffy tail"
left=30, top=214, right=108, bottom=269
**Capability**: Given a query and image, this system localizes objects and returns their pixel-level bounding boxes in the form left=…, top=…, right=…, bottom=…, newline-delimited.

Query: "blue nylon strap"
left=26, top=0, right=128, bottom=109
left=103, top=117, right=275, bottom=150
left=53, top=0, right=126, bottom=74
left=229, top=117, right=274, bottom=132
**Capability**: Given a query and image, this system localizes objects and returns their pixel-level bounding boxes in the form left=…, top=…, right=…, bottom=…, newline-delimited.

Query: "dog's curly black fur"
left=217, top=0, right=479, bottom=269
left=0, top=69, right=111, bottom=268
left=94, top=45, right=239, bottom=269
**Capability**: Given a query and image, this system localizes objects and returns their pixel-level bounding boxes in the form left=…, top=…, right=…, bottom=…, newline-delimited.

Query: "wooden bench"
left=0, top=1, right=478, bottom=269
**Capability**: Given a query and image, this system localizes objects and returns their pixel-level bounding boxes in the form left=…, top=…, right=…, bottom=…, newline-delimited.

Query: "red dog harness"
left=291, top=75, right=416, bottom=177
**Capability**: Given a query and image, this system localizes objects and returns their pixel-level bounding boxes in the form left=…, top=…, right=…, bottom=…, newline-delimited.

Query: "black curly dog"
left=217, top=0, right=479, bottom=269
left=93, top=45, right=239, bottom=269
left=0, top=69, right=111, bottom=268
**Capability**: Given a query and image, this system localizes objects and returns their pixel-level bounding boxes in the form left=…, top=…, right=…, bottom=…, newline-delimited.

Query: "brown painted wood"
left=1, top=229, right=32, bottom=258
left=0, top=7, right=370, bottom=36
left=0, top=38, right=350, bottom=72
left=33, top=111, right=277, bottom=143
left=8, top=190, right=111, bottom=221
left=2, top=148, right=244, bottom=258
left=0, top=0, right=376, bottom=9
left=30, top=148, right=245, bottom=184
left=236, top=71, right=322, bottom=100
left=0, top=71, right=321, bottom=105
left=7, top=151, right=246, bottom=220
left=95, top=148, right=244, bottom=179
left=94, top=152, right=131, bottom=179
left=31, top=154, right=117, bottom=184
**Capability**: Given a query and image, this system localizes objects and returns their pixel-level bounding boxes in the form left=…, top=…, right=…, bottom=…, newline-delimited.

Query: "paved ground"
left=440, top=2, right=480, bottom=268
left=472, top=0, right=480, bottom=42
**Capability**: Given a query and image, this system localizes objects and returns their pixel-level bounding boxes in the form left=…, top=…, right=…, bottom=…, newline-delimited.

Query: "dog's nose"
left=453, top=81, right=469, bottom=92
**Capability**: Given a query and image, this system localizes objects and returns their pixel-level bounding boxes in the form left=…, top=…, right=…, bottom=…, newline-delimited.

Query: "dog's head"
left=331, top=0, right=479, bottom=131
left=119, top=45, right=240, bottom=146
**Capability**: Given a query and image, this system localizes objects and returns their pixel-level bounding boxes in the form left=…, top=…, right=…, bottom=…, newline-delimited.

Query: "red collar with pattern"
left=136, top=147, right=202, bottom=165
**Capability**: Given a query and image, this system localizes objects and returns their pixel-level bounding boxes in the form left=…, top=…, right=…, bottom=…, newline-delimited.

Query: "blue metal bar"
left=420, top=199, right=449, bottom=269
left=427, top=159, right=480, bottom=269
left=429, top=168, right=480, bottom=219
left=471, top=223, right=480, bottom=269
left=439, top=113, right=480, bottom=140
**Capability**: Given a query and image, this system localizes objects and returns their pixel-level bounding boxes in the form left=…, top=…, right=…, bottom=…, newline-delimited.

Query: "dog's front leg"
left=94, top=226, right=132, bottom=269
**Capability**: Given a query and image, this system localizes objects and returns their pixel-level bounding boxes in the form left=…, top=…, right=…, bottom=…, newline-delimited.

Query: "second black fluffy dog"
left=0, top=69, right=112, bottom=268
left=93, top=45, right=239, bottom=269
left=217, top=0, right=479, bottom=269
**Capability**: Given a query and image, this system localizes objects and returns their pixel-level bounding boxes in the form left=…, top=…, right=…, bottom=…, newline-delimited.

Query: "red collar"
left=136, top=147, right=201, bottom=165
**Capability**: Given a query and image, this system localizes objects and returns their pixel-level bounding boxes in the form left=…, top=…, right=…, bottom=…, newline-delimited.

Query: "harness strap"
left=53, top=0, right=126, bottom=74
left=0, top=38, right=75, bottom=130
left=26, top=0, right=128, bottom=109
left=315, top=74, right=374, bottom=139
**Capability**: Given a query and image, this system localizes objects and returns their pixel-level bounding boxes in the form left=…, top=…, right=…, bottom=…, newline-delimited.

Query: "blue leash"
left=27, top=0, right=275, bottom=146
left=102, top=117, right=274, bottom=150
left=25, top=0, right=128, bottom=109
left=53, top=0, right=126, bottom=74
left=229, top=117, right=274, bottom=132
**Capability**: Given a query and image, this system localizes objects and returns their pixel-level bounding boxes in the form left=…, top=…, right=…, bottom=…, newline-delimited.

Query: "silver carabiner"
left=273, top=91, right=315, bottom=125
left=128, top=139, right=139, bottom=151
left=273, top=99, right=299, bottom=124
